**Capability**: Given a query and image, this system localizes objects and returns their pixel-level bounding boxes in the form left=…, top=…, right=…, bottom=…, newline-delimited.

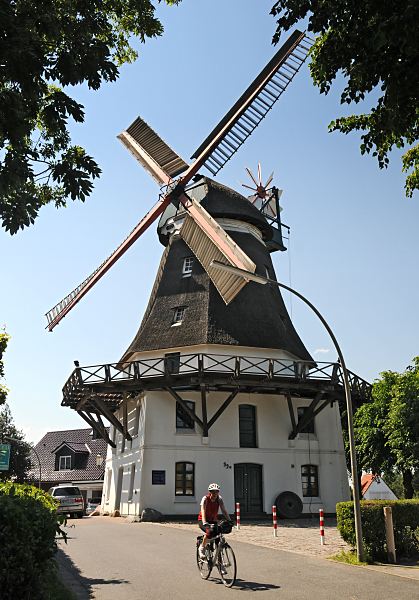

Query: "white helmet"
left=208, top=483, right=220, bottom=492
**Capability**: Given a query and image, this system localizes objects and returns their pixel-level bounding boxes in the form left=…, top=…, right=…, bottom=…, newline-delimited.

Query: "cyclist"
left=198, top=483, right=231, bottom=558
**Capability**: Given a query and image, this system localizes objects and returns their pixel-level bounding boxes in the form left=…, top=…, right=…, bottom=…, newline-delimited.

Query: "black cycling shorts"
left=198, top=520, right=219, bottom=538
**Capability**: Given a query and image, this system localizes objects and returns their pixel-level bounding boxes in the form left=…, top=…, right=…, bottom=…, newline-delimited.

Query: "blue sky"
left=1, top=0, right=418, bottom=443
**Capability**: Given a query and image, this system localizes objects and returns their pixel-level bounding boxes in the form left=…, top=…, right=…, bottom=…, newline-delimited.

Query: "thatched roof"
left=123, top=179, right=312, bottom=362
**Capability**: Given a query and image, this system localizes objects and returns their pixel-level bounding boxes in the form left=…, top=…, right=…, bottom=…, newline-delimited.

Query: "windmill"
left=45, top=30, right=313, bottom=331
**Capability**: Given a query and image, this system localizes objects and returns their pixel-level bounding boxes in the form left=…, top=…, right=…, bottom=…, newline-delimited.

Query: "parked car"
left=48, top=485, right=85, bottom=518
left=86, top=500, right=100, bottom=515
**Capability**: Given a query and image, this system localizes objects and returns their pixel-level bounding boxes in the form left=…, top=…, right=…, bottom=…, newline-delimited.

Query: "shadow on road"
left=210, top=577, right=280, bottom=591
left=57, top=548, right=129, bottom=599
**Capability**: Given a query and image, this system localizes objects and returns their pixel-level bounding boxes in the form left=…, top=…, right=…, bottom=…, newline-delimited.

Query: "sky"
left=1, top=1, right=418, bottom=444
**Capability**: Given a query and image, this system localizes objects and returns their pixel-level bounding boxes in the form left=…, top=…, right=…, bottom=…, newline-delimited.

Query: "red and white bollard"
left=319, top=508, right=325, bottom=545
left=236, top=502, right=241, bottom=530
left=272, top=505, right=278, bottom=537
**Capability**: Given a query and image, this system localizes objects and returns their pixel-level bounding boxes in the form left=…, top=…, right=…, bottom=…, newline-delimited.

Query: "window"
left=59, top=455, right=71, bottom=470
left=51, top=486, right=81, bottom=497
left=175, top=462, right=194, bottom=496
left=239, top=404, right=257, bottom=448
left=182, top=257, right=194, bottom=277
left=176, top=400, right=195, bottom=430
left=172, top=306, right=186, bottom=325
left=165, top=352, right=180, bottom=375
left=297, top=407, right=315, bottom=434
left=301, top=465, right=319, bottom=497
left=128, top=464, right=136, bottom=501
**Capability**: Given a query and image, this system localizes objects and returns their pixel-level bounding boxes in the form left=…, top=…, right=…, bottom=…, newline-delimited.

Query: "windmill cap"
left=158, top=177, right=273, bottom=245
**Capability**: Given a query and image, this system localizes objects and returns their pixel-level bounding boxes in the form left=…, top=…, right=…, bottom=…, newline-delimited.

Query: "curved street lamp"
left=210, top=260, right=364, bottom=562
left=5, top=436, right=42, bottom=489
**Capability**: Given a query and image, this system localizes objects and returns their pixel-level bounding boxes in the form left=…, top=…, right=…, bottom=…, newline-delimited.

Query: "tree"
left=0, top=0, right=180, bottom=234
left=0, top=331, right=31, bottom=481
left=0, top=404, right=31, bottom=483
left=354, top=358, right=419, bottom=498
left=271, top=1, right=419, bottom=197
left=0, top=330, right=10, bottom=405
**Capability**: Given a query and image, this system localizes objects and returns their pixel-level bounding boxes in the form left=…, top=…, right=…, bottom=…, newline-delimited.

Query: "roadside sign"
left=0, top=444, right=11, bottom=471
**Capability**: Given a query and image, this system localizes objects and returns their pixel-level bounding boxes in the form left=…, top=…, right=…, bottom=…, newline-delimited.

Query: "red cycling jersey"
left=198, top=493, right=222, bottom=521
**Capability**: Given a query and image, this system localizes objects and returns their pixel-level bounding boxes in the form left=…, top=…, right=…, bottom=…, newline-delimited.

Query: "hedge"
left=0, top=482, right=65, bottom=599
left=336, top=499, right=419, bottom=561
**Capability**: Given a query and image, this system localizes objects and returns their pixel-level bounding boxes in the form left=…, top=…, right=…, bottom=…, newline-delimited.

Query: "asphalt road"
left=58, top=517, right=418, bottom=600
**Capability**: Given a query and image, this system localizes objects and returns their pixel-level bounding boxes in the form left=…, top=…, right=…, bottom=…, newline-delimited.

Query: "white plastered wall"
left=101, top=347, right=350, bottom=516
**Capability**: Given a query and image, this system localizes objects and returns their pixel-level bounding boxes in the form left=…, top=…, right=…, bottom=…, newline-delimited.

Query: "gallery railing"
left=63, top=354, right=371, bottom=402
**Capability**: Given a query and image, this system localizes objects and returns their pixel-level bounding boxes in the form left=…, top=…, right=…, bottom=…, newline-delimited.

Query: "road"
left=58, top=517, right=418, bottom=599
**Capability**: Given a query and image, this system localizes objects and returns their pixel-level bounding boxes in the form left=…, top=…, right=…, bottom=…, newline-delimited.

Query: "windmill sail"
left=191, top=30, right=313, bottom=176
left=118, top=117, right=188, bottom=184
left=45, top=194, right=172, bottom=331
left=179, top=195, right=256, bottom=304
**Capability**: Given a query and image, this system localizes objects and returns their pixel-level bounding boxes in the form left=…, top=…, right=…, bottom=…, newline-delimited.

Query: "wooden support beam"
left=78, top=410, right=116, bottom=448
left=166, top=388, right=204, bottom=430
left=76, top=392, right=94, bottom=411
left=96, top=412, right=106, bottom=430
left=312, top=397, right=334, bottom=419
left=289, top=392, right=323, bottom=439
left=286, top=392, right=297, bottom=431
left=207, top=389, right=239, bottom=430
left=331, top=362, right=340, bottom=384
left=122, top=392, right=129, bottom=439
left=85, top=411, right=116, bottom=448
left=201, top=384, right=208, bottom=437
left=92, top=397, right=132, bottom=441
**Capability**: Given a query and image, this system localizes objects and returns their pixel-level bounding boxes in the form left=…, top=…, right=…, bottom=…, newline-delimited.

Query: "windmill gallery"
left=47, top=31, right=371, bottom=519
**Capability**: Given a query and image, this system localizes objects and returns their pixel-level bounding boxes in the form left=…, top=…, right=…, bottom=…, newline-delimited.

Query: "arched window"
left=175, top=462, right=195, bottom=496
left=239, top=404, right=257, bottom=448
left=301, top=465, right=319, bottom=497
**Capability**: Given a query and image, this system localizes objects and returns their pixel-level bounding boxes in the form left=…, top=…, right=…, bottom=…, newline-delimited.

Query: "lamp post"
left=210, top=260, right=364, bottom=562
left=5, top=436, right=42, bottom=489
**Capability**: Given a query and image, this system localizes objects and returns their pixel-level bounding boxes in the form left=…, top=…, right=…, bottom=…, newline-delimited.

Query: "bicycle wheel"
left=196, top=545, right=212, bottom=580
left=218, top=543, right=236, bottom=587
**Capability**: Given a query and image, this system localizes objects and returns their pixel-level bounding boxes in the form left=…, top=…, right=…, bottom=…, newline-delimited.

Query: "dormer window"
left=172, top=306, right=186, bottom=326
left=59, top=455, right=72, bottom=470
left=182, top=257, right=194, bottom=277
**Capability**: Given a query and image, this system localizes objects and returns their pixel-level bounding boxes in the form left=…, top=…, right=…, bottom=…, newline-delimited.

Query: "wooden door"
left=234, top=463, right=263, bottom=514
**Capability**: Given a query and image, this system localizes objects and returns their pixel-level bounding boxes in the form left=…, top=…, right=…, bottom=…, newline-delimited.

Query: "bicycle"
left=196, top=520, right=237, bottom=587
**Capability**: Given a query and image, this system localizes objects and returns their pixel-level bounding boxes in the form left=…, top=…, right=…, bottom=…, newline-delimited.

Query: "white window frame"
left=182, top=256, right=194, bottom=277
left=59, top=455, right=71, bottom=470
left=172, top=306, right=186, bottom=325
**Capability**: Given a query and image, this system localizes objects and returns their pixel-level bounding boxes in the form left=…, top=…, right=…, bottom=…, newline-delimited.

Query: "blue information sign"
left=0, top=444, right=11, bottom=471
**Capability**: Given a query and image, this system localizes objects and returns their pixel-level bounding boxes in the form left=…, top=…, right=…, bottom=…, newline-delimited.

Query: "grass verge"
left=328, top=550, right=369, bottom=566
left=40, top=565, right=76, bottom=600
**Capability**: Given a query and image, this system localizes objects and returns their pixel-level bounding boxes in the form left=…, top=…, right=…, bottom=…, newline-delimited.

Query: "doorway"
left=234, top=463, right=263, bottom=514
